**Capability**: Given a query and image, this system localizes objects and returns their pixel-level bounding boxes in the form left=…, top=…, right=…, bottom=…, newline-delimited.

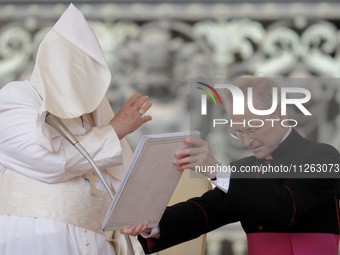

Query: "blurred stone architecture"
left=1, top=0, right=340, bottom=254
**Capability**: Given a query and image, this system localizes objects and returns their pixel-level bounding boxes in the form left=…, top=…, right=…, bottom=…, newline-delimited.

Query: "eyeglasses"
left=229, top=128, right=261, bottom=140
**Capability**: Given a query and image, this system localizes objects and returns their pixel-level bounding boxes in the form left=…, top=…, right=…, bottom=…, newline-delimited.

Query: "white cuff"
left=210, top=164, right=231, bottom=193
left=140, top=225, right=160, bottom=239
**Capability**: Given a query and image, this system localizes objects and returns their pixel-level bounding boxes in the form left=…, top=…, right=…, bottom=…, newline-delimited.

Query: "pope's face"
left=228, top=103, right=287, bottom=159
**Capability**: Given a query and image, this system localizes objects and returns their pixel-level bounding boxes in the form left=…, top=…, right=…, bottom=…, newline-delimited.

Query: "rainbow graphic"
left=196, top=82, right=223, bottom=115
left=196, top=82, right=223, bottom=106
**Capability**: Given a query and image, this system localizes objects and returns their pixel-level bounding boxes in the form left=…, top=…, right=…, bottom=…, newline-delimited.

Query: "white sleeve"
left=61, top=124, right=122, bottom=181
left=0, top=82, right=122, bottom=183
left=210, top=164, right=231, bottom=193
left=140, top=226, right=160, bottom=239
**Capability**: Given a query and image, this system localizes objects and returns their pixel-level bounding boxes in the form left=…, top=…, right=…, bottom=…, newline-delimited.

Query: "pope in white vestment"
left=0, top=4, right=151, bottom=255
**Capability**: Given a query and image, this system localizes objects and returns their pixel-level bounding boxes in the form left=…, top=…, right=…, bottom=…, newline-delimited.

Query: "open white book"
left=102, top=130, right=200, bottom=231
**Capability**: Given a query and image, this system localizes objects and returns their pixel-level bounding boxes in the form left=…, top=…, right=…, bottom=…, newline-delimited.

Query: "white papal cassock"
left=0, top=4, right=143, bottom=255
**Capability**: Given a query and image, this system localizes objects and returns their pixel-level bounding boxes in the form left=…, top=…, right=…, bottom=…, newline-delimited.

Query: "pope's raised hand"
left=110, top=93, right=152, bottom=140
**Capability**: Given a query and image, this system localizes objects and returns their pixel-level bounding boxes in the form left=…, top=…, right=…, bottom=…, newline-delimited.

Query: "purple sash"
left=247, top=233, right=339, bottom=255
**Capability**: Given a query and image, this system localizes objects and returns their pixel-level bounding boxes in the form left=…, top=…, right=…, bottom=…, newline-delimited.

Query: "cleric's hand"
left=120, top=221, right=150, bottom=237
left=173, top=137, right=220, bottom=179
left=110, top=93, right=152, bottom=140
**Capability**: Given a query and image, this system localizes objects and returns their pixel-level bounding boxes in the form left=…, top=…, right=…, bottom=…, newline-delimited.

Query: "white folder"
left=102, top=130, right=200, bottom=231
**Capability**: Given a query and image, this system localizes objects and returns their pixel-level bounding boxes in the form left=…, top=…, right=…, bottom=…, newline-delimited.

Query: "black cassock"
left=139, top=129, right=340, bottom=254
